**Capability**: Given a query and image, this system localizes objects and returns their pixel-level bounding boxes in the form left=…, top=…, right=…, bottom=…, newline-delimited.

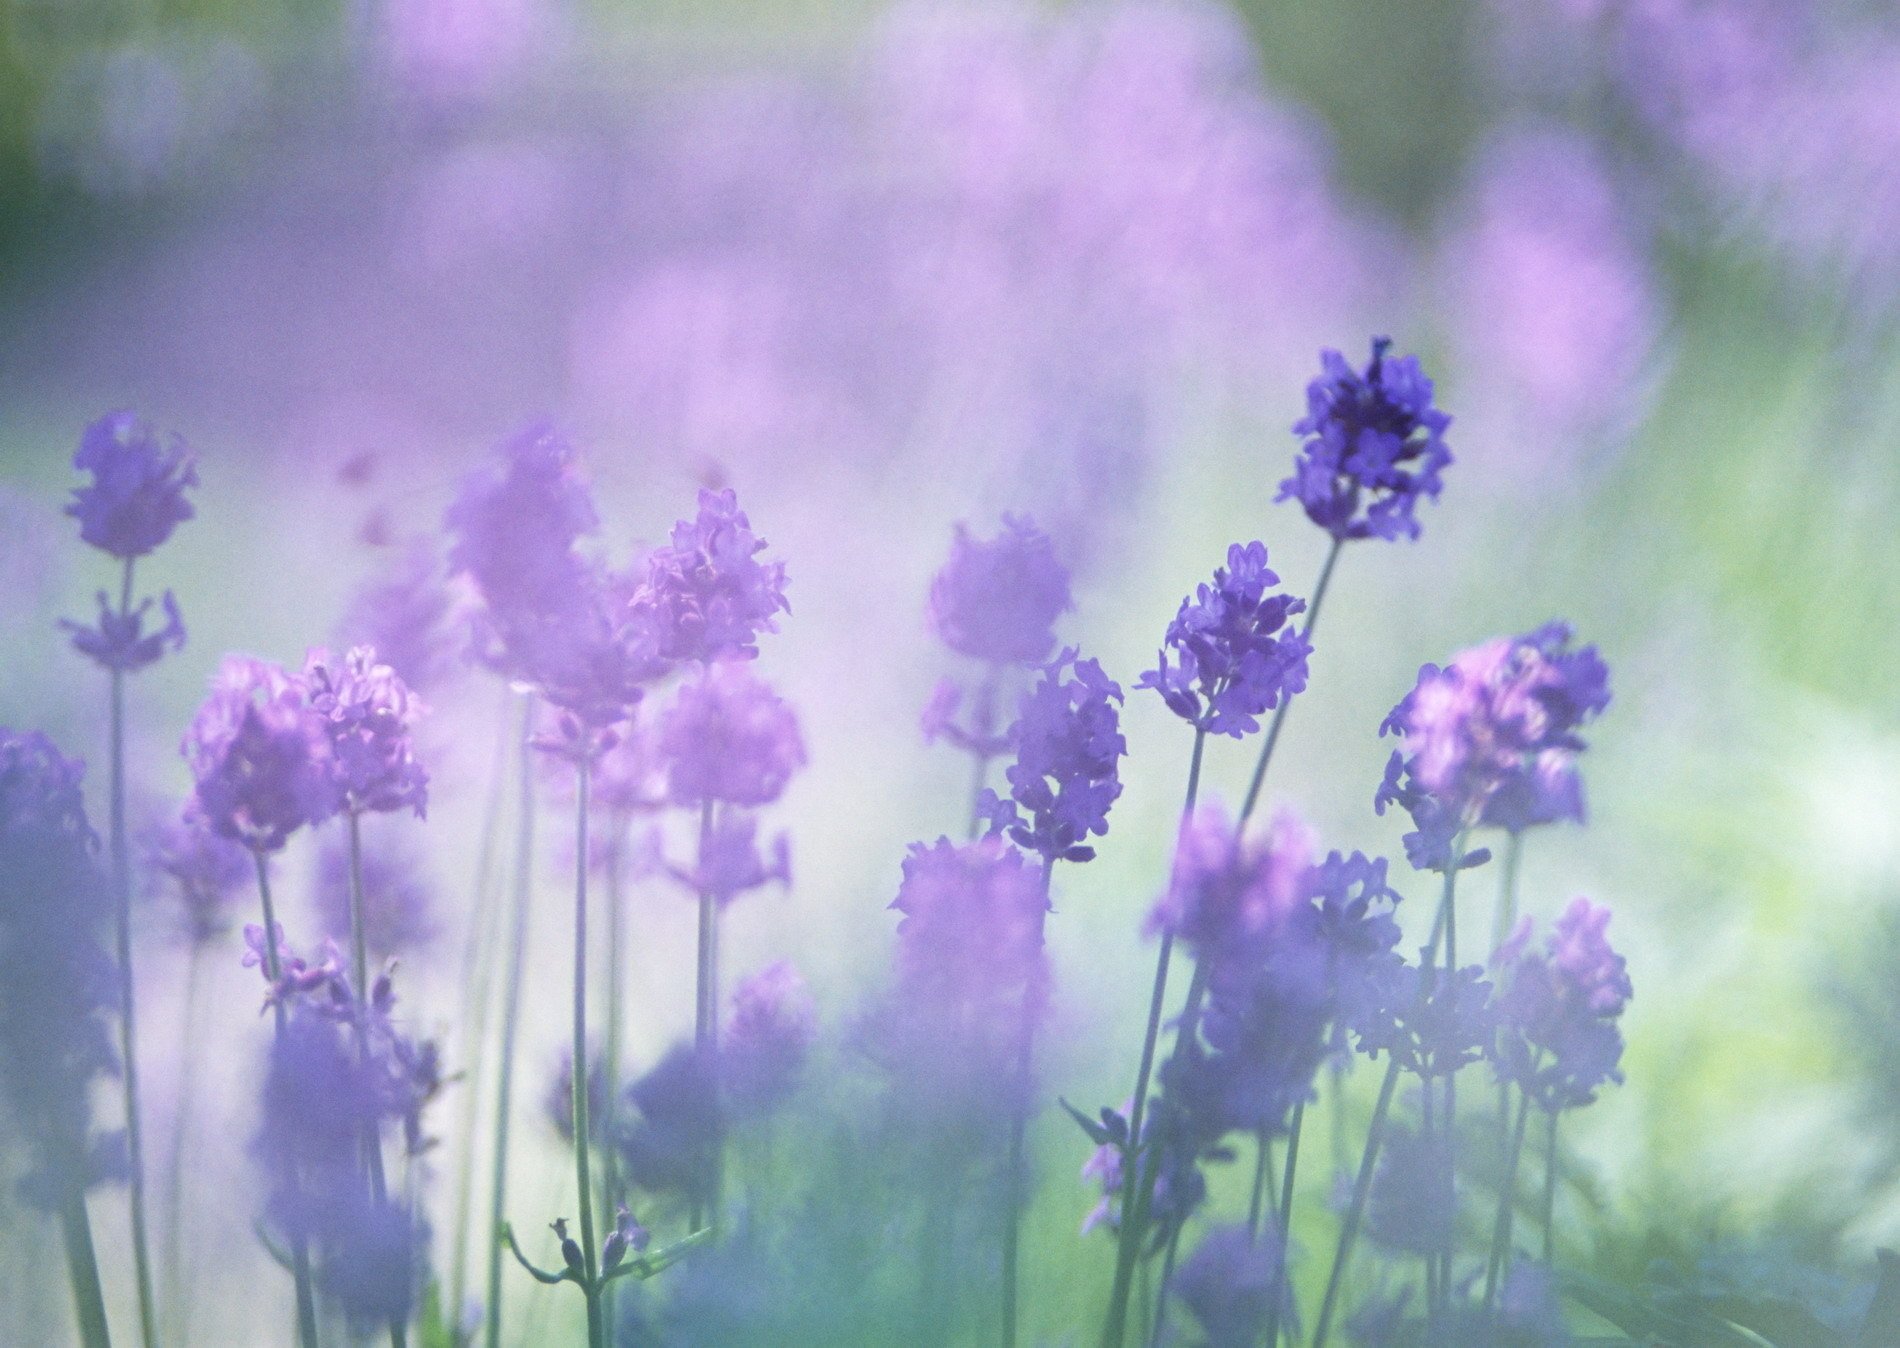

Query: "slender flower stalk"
left=1000, top=856, right=1057, bottom=1348
left=1311, top=1054, right=1401, bottom=1348
left=598, top=806, right=631, bottom=1312
left=162, top=940, right=205, bottom=1342
left=1239, top=535, right=1342, bottom=824
left=1483, top=1079, right=1536, bottom=1310
left=1542, top=1112, right=1559, bottom=1266
left=59, top=1186, right=113, bottom=1348
left=691, top=797, right=718, bottom=1231
left=1262, top=1098, right=1305, bottom=1347
left=485, top=696, right=539, bottom=1348
left=569, top=755, right=605, bottom=1348
left=1100, top=729, right=1205, bottom=1348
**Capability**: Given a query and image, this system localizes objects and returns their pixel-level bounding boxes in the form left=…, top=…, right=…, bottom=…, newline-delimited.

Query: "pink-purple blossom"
left=302, top=646, right=430, bottom=818
left=634, top=487, right=789, bottom=665
left=66, top=410, right=197, bottom=559
left=184, top=656, right=338, bottom=853
left=660, top=662, right=807, bottom=808
left=927, top=515, right=1072, bottom=666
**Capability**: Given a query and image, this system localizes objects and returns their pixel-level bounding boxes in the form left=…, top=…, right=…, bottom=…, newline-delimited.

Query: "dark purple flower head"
left=665, top=811, right=791, bottom=907
left=544, top=1046, right=610, bottom=1146
left=660, top=661, right=807, bottom=807
left=62, top=589, right=186, bottom=673
left=1496, top=898, right=1632, bottom=1112
left=633, top=487, right=789, bottom=664
left=1278, top=337, right=1452, bottom=543
left=303, top=646, right=430, bottom=818
left=1376, top=622, right=1610, bottom=868
left=883, top=837, right=1049, bottom=1105
left=1175, top=1223, right=1285, bottom=1348
left=253, top=1013, right=377, bottom=1221
left=184, top=656, right=338, bottom=854
left=1298, top=849, right=1406, bottom=1045
left=0, top=730, right=119, bottom=1208
left=1138, top=542, right=1310, bottom=737
left=978, top=648, right=1124, bottom=863
left=315, top=823, right=437, bottom=958
left=927, top=515, right=1072, bottom=666
left=1356, top=960, right=1497, bottom=1079
left=1148, top=804, right=1313, bottom=956
left=616, top=1044, right=720, bottom=1198
left=722, top=961, right=817, bottom=1119
left=66, top=410, right=197, bottom=559
left=317, top=1191, right=427, bottom=1334
left=145, top=803, right=250, bottom=945
left=336, top=539, right=464, bottom=693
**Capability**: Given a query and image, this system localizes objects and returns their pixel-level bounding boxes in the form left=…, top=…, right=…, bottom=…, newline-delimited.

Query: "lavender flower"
left=0, top=730, right=121, bottom=1206
left=145, top=802, right=251, bottom=945
left=62, top=588, right=186, bottom=672
left=1278, top=338, right=1452, bottom=543
left=317, top=1190, right=427, bottom=1333
left=660, top=661, right=807, bottom=807
left=1148, top=804, right=1314, bottom=957
left=65, top=410, right=197, bottom=559
left=1139, top=542, right=1310, bottom=737
left=184, top=655, right=338, bottom=853
left=926, top=515, right=1072, bottom=665
left=1495, top=898, right=1632, bottom=1112
left=302, top=646, right=430, bottom=817
left=665, top=811, right=792, bottom=907
left=1365, top=1123, right=1454, bottom=1258
left=722, top=961, right=817, bottom=1119
left=253, top=1012, right=377, bottom=1240
left=1376, top=622, right=1610, bottom=868
left=978, top=649, right=1124, bottom=863
left=545, top=1046, right=610, bottom=1146
left=336, top=538, right=465, bottom=693
left=315, top=823, right=437, bottom=957
left=1174, top=1223, right=1283, bottom=1348
left=633, top=487, right=789, bottom=664
left=616, top=1045, right=720, bottom=1198
left=1355, top=961, right=1497, bottom=1081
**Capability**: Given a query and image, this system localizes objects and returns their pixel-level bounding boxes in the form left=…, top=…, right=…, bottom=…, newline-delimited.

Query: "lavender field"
left=4, top=2, right=1900, bottom=1345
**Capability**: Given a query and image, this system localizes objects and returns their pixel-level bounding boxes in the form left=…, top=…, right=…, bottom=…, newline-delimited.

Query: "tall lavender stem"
left=59, top=1182, right=113, bottom=1348
left=598, top=809, right=630, bottom=1327
left=1000, top=856, right=1057, bottom=1348
left=1246, top=1130, right=1274, bottom=1240
left=691, top=798, right=719, bottom=1231
left=570, top=756, right=605, bottom=1348
left=485, top=696, right=538, bottom=1348
left=1239, top=538, right=1341, bottom=824
left=162, top=940, right=205, bottom=1342
left=1263, top=1099, right=1306, bottom=1347
left=1312, top=1054, right=1401, bottom=1348
left=1101, top=728, right=1207, bottom=1348
left=1541, top=1112, right=1559, bottom=1266
left=1483, top=1081, right=1535, bottom=1310
left=254, top=854, right=321, bottom=1348
left=107, top=557, right=158, bottom=1348
left=345, top=812, right=407, bottom=1348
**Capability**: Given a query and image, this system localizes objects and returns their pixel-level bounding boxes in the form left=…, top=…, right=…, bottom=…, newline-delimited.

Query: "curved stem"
left=485, top=697, right=539, bottom=1348
left=570, top=756, right=603, bottom=1348
left=346, top=813, right=407, bottom=1348
left=106, top=558, right=158, bottom=1348
left=1312, top=1055, right=1401, bottom=1348
left=1264, top=1100, right=1305, bottom=1347
left=1101, top=731, right=1207, bottom=1348
left=1147, top=1227, right=1182, bottom=1348
left=1246, top=1129, right=1272, bottom=1241
left=256, top=854, right=322, bottom=1348
left=1541, top=1112, right=1559, bottom=1267
left=1001, top=857, right=1057, bottom=1348
left=60, top=1182, right=114, bottom=1348
left=1483, top=1083, right=1534, bottom=1311
left=1239, top=537, right=1343, bottom=824
left=163, top=941, right=205, bottom=1342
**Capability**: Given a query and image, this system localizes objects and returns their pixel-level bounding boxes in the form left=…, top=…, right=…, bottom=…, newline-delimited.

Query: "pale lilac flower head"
left=302, top=646, right=430, bottom=818
left=927, top=515, right=1072, bottom=665
left=660, top=662, right=807, bottom=807
left=1148, top=804, right=1314, bottom=957
left=145, top=802, right=250, bottom=944
left=62, top=589, right=186, bottom=673
left=1496, top=898, right=1633, bottom=1112
left=978, top=649, right=1124, bottom=863
left=66, top=410, right=197, bottom=559
left=634, top=487, right=789, bottom=664
left=722, top=961, right=817, bottom=1118
left=317, top=1190, right=427, bottom=1334
left=1376, top=622, right=1610, bottom=867
left=1138, top=541, right=1310, bottom=737
left=616, top=1044, right=719, bottom=1198
left=336, top=539, right=464, bottom=693
left=0, top=729, right=120, bottom=1207
left=1278, top=338, right=1452, bottom=543
left=184, top=655, right=338, bottom=853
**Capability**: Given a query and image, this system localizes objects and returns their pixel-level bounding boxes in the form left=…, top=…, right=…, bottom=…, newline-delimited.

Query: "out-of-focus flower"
left=315, top=823, right=437, bottom=958
left=1376, top=622, right=1610, bottom=868
left=1278, top=338, right=1452, bottom=543
left=66, top=410, right=197, bottom=559
left=1141, top=541, right=1309, bottom=738
left=1496, top=898, right=1633, bottom=1112
left=919, top=676, right=1013, bottom=758
left=0, top=730, right=122, bottom=1208
left=633, top=487, right=789, bottom=666
left=722, top=961, right=817, bottom=1119
left=1149, top=805, right=1313, bottom=957
left=184, top=655, right=337, bottom=854
left=660, top=662, right=807, bottom=808
left=978, top=649, right=1124, bottom=863
left=253, top=1012, right=377, bottom=1239
left=544, top=1046, right=610, bottom=1146
left=303, top=647, right=430, bottom=818
left=242, top=924, right=348, bottom=1015
left=1355, top=962, right=1497, bottom=1081
left=336, top=539, right=465, bottom=694
left=927, top=515, right=1072, bottom=666
left=316, top=1189, right=428, bottom=1334
left=665, top=811, right=791, bottom=907
left=1174, top=1222, right=1283, bottom=1348
left=62, top=589, right=187, bottom=673
left=145, top=802, right=251, bottom=945
left=616, top=1045, right=720, bottom=1198
left=1365, top=1123, right=1455, bottom=1258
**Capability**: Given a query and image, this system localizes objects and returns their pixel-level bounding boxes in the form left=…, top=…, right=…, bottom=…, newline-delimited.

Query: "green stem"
left=966, top=669, right=999, bottom=841
left=1101, top=730, right=1207, bottom=1348
left=1246, top=1130, right=1272, bottom=1241
left=106, top=556, right=158, bottom=1348
left=1439, top=874, right=1461, bottom=1305
left=60, top=1182, right=114, bottom=1348
left=691, top=797, right=722, bottom=1231
left=1147, top=1228, right=1182, bottom=1348
left=449, top=687, right=517, bottom=1325
left=1541, top=1112, right=1559, bottom=1267
left=571, top=756, right=603, bottom=1348
left=163, top=941, right=205, bottom=1343
left=256, top=853, right=322, bottom=1348
left=1001, top=857, right=1057, bottom=1348
left=1483, top=1084, right=1534, bottom=1311
left=346, top=813, right=408, bottom=1348
left=1264, top=1100, right=1305, bottom=1347
left=1239, top=536, right=1343, bottom=824
left=485, top=696, right=539, bottom=1348
left=1312, top=1054, right=1401, bottom=1348
left=598, top=810, right=630, bottom=1327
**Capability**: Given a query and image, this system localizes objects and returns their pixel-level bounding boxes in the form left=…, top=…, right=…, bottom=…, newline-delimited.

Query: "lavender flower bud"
left=926, top=515, right=1072, bottom=666
left=65, top=410, right=197, bottom=559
